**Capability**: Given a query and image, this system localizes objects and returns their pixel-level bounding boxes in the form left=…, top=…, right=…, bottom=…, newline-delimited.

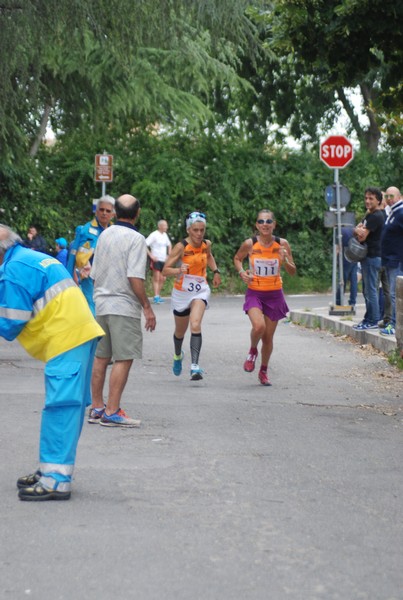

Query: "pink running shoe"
left=258, top=369, right=272, bottom=386
left=243, top=350, right=258, bottom=372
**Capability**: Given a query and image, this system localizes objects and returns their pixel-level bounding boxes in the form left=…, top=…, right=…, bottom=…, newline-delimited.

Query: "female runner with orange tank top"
left=162, top=211, right=221, bottom=380
left=234, top=209, right=296, bottom=386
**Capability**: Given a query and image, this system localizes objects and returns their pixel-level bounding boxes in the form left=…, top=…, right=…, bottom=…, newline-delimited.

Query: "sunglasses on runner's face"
left=257, top=218, right=273, bottom=224
left=187, top=211, right=206, bottom=219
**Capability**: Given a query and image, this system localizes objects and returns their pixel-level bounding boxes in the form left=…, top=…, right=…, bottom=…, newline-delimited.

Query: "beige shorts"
left=95, top=315, right=142, bottom=360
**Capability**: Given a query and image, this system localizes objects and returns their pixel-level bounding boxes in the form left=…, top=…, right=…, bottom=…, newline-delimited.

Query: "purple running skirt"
left=243, top=288, right=289, bottom=322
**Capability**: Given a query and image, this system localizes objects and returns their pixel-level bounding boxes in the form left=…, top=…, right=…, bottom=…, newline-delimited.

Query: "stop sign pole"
left=320, top=135, right=354, bottom=313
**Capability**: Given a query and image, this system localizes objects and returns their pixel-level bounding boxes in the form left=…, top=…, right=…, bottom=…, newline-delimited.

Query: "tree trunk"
left=29, top=103, right=53, bottom=158
left=337, top=85, right=381, bottom=154
left=360, top=83, right=381, bottom=154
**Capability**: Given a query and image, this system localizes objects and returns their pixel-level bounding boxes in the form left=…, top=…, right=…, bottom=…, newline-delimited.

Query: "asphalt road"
left=1, top=293, right=402, bottom=600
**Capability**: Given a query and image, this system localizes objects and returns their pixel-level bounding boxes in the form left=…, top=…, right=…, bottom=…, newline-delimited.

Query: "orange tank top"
left=174, top=240, right=208, bottom=291
left=248, top=236, right=283, bottom=291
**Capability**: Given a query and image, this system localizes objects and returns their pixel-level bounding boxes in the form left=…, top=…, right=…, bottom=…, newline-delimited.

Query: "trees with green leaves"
left=217, top=0, right=403, bottom=153
left=3, top=126, right=402, bottom=292
left=0, top=0, right=259, bottom=164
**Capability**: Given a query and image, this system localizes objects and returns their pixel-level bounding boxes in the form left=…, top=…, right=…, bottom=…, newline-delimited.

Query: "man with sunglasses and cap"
left=162, top=211, right=221, bottom=380
left=234, top=209, right=296, bottom=386
left=67, top=195, right=115, bottom=314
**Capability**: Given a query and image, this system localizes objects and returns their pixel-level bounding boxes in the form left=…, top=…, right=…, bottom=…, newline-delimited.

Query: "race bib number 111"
left=253, top=258, right=279, bottom=277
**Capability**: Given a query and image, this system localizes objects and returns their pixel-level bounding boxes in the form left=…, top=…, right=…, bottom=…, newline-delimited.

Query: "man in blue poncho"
left=67, top=195, right=115, bottom=314
left=0, top=224, right=104, bottom=501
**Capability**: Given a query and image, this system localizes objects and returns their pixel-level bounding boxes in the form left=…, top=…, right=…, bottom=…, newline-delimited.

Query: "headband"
left=186, top=211, right=206, bottom=229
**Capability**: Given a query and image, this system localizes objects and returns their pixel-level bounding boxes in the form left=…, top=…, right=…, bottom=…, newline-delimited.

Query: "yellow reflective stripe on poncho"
left=18, top=285, right=104, bottom=362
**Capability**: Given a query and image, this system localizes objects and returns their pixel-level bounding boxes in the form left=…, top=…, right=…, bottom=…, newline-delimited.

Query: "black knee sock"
left=190, top=332, right=202, bottom=365
left=174, top=335, right=184, bottom=357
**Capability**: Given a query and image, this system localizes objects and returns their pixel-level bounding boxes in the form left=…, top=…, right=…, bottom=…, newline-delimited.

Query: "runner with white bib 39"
left=162, top=211, right=221, bottom=380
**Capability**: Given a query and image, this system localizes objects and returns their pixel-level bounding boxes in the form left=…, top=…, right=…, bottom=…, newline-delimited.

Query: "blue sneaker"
left=100, top=408, right=141, bottom=428
left=173, top=351, right=184, bottom=376
left=88, top=406, right=105, bottom=424
left=190, top=364, right=203, bottom=381
left=380, top=324, right=396, bottom=336
left=353, top=321, right=367, bottom=330
left=362, top=322, right=379, bottom=330
left=157, top=297, right=165, bottom=303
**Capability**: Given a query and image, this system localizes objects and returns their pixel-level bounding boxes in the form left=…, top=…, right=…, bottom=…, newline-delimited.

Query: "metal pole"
left=101, top=150, right=107, bottom=197
left=335, top=168, right=344, bottom=305
left=332, top=226, right=337, bottom=307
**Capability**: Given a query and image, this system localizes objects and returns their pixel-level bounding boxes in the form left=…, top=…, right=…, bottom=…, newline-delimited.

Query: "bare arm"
left=354, top=223, right=370, bottom=242
left=234, top=239, right=254, bottom=283
left=206, top=240, right=221, bottom=288
left=162, top=242, right=186, bottom=277
left=279, top=238, right=297, bottom=276
left=128, top=277, right=156, bottom=331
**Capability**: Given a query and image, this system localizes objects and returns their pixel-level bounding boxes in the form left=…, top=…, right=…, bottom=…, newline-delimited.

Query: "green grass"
left=387, top=349, right=403, bottom=370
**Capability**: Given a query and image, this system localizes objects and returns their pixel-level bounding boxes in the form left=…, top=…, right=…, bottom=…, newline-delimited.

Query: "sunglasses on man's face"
left=384, top=194, right=395, bottom=199
left=257, top=218, right=273, bottom=224
left=98, top=208, right=113, bottom=213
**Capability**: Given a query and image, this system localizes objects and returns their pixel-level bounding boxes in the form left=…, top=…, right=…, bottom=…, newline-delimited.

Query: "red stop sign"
left=320, top=135, right=354, bottom=169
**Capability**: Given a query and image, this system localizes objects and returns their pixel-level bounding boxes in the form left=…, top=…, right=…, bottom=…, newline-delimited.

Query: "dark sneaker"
left=190, top=365, right=203, bottom=381
left=258, top=369, right=272, bottom=386
left=362, top=322, right=379, bottom=330
left=88, top=406, right=105, bottom=424
left=243, top=350, right=258, bottom=372
left=173, top=351, right=184, bottom=376
left=100, top=408, right=141, bottom=428
left=16, top=470, right=41, bottom=490
left=353, top=321, right=368, bottom=330
left=18, top=482, right=71, bottom=501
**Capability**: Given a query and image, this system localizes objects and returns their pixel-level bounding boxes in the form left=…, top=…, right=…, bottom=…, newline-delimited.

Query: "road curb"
left=289, top=308, right=397, bottom=355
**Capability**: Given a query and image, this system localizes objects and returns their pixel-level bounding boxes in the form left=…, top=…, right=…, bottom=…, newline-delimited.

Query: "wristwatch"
left=213, top=269, right=220, bottom=274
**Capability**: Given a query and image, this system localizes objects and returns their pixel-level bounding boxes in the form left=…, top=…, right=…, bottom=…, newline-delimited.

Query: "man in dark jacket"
left=380, top=186, right=403, bottom=336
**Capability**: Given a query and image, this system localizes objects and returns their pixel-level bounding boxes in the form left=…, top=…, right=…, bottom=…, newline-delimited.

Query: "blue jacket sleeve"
left=0, top=279, right=33, bottom=341
left=66, top=225, right=82, bottom=275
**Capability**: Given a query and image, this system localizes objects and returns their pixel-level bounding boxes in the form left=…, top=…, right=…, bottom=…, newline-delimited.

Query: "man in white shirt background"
left=146, top=219, right=172, bottom=304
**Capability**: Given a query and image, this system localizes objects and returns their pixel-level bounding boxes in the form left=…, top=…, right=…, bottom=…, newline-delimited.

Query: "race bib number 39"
left=253, top=258, right=279, bottom=277
left=182, top=274, right=208, bottom=294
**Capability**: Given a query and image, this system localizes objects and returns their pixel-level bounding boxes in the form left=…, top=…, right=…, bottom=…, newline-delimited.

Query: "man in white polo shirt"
left=89, top=194, right=156, bottom=427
